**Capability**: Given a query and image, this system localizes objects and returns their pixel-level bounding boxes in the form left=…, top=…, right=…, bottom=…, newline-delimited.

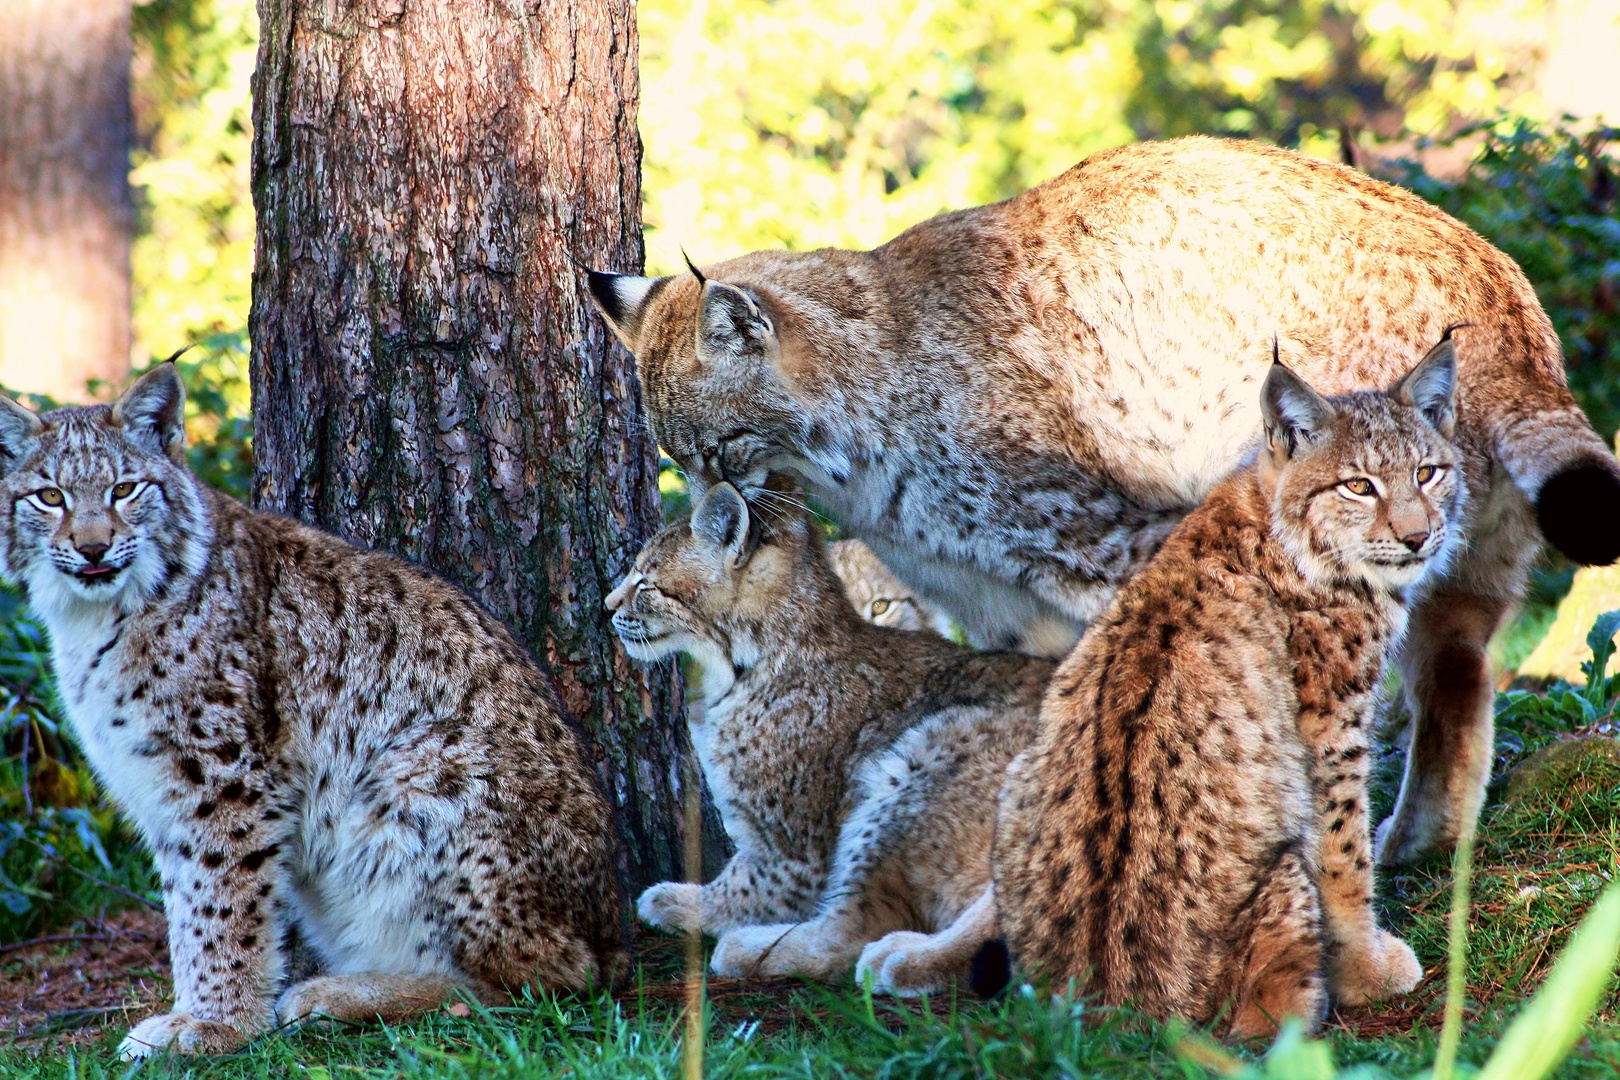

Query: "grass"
left=1, top=596, right=1617, bottom=1077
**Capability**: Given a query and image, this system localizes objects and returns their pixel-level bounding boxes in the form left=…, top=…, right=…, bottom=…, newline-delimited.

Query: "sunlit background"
left=0, top=0, right=1615, bottom=420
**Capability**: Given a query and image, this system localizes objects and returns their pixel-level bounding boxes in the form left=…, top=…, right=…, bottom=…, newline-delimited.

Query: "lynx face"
left=1263, top=337, right=1465, bottom=592
left=606, top=482, right=798, bottom=678
left=0, top=367, right=209, bottom=620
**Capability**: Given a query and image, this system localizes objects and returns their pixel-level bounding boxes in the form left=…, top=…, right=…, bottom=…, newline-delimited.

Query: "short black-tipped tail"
left=969, top=939, right=1012, bottom=998
left=1535, top=457, right=1620, bottom=566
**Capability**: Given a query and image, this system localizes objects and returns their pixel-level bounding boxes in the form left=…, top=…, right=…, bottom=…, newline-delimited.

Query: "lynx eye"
left=111, top=481, right=137, bottom=501
left=1340, top=477, right=1376, bottom=497
left=870, top=599, right=892, bottom=616
left=1415, top=465, right=1438, bottom=485
left=35, top=487, right=65, bottom=508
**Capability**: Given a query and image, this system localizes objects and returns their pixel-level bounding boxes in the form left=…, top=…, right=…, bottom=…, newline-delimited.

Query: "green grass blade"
left=1473, top=876, right=1620, bottom=1080
left=1430, top=827, right=1475, bottom=1080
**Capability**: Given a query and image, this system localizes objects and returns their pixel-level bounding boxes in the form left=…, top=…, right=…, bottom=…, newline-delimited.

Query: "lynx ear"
left=0, top=394, right=44, bottom=471
left=1261, top=362, right=1335, bottom=461
left=697, top=281, right=776, bottom=366
left=587, top=271, right=668, bottom=351
left=1391, top=334, right=1458, bottom=438
left=112, top=363, right=187, bottom=464
left=691, top=482, right=757, bottom=568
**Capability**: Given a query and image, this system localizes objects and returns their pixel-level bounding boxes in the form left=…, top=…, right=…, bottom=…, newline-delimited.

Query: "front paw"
left=637, top=881, right=701, bottom=933
left=118, top=1012, right=251, bottom=1060
left=856, top=931, right=954, bottom=997
left=1332, top=929, right=1423, bottom=1005
left=712, top=923, right=838, bottom=980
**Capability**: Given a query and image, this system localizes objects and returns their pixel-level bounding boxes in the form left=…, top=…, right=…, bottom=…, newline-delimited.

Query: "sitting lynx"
left=606, top=483, right=1052, bottom=993
left=0, top=366, right=625, bottom=1059
left=827, top=539, right=954, bottom=638
left=994, top=338, right=1463, bottom=1036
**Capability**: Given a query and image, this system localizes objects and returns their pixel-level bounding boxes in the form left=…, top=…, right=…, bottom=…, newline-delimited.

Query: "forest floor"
left=0, top=609, right=1617, bottom=1077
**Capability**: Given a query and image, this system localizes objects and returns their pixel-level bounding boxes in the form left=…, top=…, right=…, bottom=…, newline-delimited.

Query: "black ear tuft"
left=1536, top=458, right=1620, bottom=566
left=969, top=939, right=1012, bottom=998
left=112, top=363, right=187, bottom=464
left=0, top=394, right=44, bottom=471
left=681, top=249, right=707, bottom=286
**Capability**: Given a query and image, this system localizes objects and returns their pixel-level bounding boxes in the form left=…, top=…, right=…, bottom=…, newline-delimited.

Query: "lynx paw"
left=856, top=931, right=954, bottom=997
left=1333, top=929, right=1424, bottom=1005
left=118, top=1012, right=251, bottom=1060
left=711, top=924, right=839, bottom=980
left=637, top=881, right=701, bottom=933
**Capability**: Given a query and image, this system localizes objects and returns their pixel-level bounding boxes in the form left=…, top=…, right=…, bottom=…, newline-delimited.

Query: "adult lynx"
left=0, top=367, right=624, bottom=1058
left=994, top=341, right=1463, bottom=1035
left=588, top=137, right=1620, bottom=865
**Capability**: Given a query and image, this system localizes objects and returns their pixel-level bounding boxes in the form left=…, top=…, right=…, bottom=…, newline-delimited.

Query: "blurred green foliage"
left=1388, top=118, right=1620, bottom=443
left=128, top=0, right=256, bottom=499
left=637, top=0, right=1562, bottom=271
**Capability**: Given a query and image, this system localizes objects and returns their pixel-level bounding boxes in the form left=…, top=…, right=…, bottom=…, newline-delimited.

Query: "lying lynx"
left=607, top=483, right=1051, bottom=993
left=588, top=136, right=1620, bottom=867
left=993, top=339, right=1463, bottom=1036
left=0, top=366, right=625, bottom=1058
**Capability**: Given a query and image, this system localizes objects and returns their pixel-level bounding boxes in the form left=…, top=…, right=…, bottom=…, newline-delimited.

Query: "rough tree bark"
left=0, top=0, right=132, bottom=401
left=250, top=0, right=718, bottom=894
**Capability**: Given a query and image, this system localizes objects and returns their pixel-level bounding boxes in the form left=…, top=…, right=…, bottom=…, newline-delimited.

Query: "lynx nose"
left=1399, top=531, right=1429, bottom=553
left=76, top=542, right=110, bottom=566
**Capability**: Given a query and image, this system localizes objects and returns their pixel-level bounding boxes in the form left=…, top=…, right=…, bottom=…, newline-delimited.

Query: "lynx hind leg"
left=1379, top=588, right=1512, bottom=866
left=277, top=973, right=467, bottom=1026
left=1229, top=848, right=1327, bottom=1040
left=857, top=882, right=999, bottom=997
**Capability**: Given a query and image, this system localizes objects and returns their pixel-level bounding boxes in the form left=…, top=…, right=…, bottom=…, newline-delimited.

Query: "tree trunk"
left=0, top=0, right=132, bottom=402
left=250, top=0, right=720, bottom=895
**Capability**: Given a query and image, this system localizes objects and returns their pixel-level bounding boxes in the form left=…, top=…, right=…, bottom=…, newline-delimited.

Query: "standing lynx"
left=607, top=483, right=1051, bottom=992
left=587, top=136, right=1620, bottom=866
left=0, top=367, right=625, bottom=1059
left=994, top=340, right=1464, bottom=1036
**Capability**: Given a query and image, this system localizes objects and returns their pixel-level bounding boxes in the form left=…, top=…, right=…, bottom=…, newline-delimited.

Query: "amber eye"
left=870, top=599, right=892, bottom=616
left=36, top=488, right=64, bottom=507
left=111, top=481, right=137, bottom=500
left=1341, top=477, right=1376, bottom=497
left=1415, top=465, right=1437, bottom=485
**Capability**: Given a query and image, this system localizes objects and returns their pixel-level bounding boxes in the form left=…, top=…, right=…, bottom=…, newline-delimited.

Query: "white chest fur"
left=46, top=605, right=187, bottom=849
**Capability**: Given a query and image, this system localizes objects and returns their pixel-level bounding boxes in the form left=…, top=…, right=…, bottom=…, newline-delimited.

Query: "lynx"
left=827, top=539, right=954, bottom=637
left=606, top=482, right=1051, bottom=993
left=0, top=366, right=625, bottom=1059
left=586, top=136, right=1620, bottom=867
left=991, top=340, right=1464, bottom=1036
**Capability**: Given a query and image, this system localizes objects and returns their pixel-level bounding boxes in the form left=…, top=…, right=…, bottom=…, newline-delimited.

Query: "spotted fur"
left=589, top=136, right=1620, bottom=864
left=993, top=342, right=1465, bottom=1037
left=607, top=482, right=1051, bottom=993
left=0, top=366, right=626, bottom=1059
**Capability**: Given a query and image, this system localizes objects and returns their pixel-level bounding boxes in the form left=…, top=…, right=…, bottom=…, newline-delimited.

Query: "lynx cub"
left=995, top=338, right=1464, bottom=1037
left=0, top=367, right=625, bottom=1059
left=607, top=483, right=1052, bottom=993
